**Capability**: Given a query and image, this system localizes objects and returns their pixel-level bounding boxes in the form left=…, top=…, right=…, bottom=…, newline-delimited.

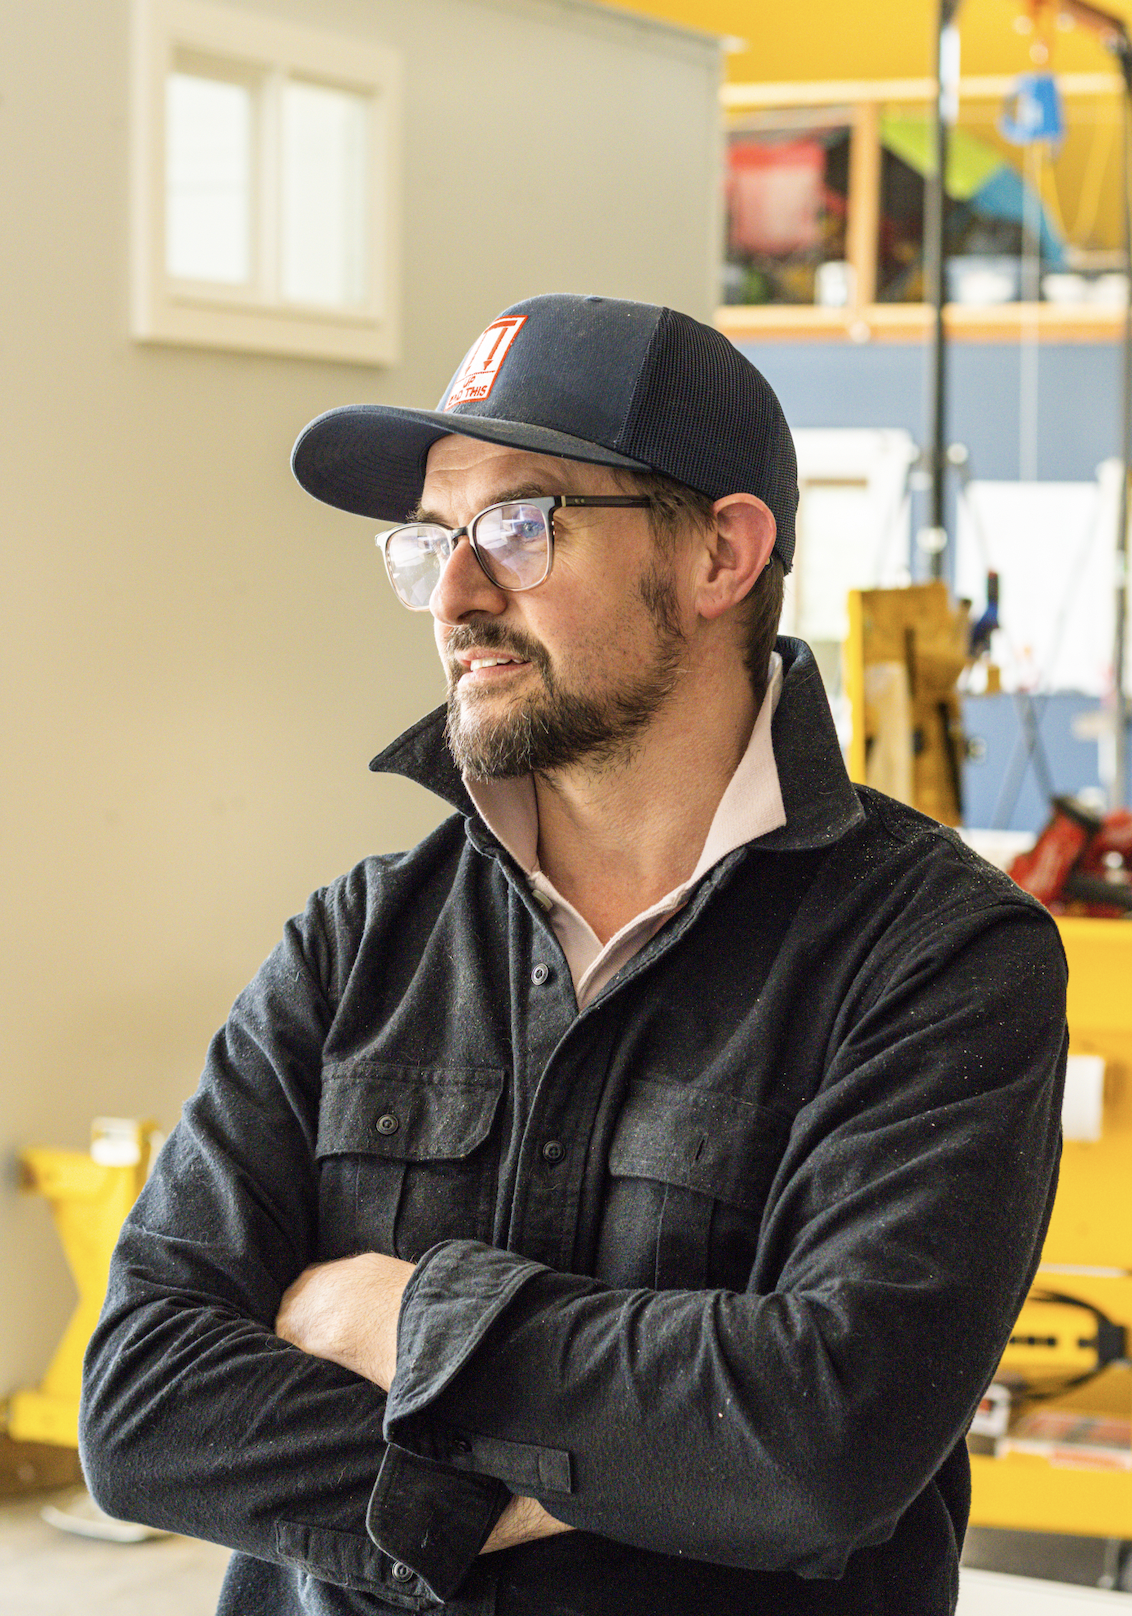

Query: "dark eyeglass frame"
left=376, top=494, right=653, bottom=610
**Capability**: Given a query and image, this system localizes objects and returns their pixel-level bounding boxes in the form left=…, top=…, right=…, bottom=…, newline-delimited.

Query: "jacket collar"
left=758, top=636, right=865, bottom=850
left=368, top=637, right=864, bottom=853
left=369, top=703, right=474, bottom=816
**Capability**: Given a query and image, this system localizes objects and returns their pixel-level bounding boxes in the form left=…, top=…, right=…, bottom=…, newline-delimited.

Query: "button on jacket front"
left=80, top=640, right=1067, bottom=1616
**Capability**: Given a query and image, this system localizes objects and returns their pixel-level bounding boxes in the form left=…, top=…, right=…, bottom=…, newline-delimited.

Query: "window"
left=131, top=0, right=402, bottom=363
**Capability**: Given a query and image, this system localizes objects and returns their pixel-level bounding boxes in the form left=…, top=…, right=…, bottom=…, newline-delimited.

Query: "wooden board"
left=0, top=1430, right=83, bottom=1498
left=845, top=582, right=969, bottom=826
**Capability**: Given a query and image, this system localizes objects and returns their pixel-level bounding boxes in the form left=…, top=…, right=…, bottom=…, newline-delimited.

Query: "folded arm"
left=80, top=889, right=508, bottom=1603
left=274, top=1248, right=573, bottom=1554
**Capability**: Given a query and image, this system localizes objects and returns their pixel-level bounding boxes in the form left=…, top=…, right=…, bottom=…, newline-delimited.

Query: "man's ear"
left=693, top=494, right=777, bottom=622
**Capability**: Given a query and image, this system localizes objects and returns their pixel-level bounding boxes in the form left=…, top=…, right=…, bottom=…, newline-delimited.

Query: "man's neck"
left=533, top=658, right=758, bottom=945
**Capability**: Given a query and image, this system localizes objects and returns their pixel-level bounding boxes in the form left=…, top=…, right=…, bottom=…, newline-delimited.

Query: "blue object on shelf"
left=999, top=74, right=1065, bottom=147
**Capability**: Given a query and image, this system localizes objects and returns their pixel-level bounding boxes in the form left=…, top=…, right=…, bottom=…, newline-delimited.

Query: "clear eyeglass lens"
left=385, top=525, right=450, bottom=608
left=472, top=503, right=550, bottom=590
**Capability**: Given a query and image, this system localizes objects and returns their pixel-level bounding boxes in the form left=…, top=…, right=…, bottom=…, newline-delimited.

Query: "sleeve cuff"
left=366, top=1443, right=508, bottom=1602
left=386, top=1240, right=543, bottom=1436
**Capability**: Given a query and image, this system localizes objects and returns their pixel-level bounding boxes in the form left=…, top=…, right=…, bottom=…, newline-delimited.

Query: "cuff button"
left=391, top=1561, right=414, bottom=1583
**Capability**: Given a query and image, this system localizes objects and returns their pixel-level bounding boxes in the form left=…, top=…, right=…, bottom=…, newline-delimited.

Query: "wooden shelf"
left=716, top=301, right=1129, bottom=344
left=722, top=73, right=1124, bottom=112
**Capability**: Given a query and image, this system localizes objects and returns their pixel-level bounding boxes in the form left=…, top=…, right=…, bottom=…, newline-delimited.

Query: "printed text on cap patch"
left=444, top=317, right=527, bottom=410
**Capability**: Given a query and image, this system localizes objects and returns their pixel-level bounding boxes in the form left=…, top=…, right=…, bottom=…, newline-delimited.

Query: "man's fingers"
left=273, top=1253, right=415, bottom=1389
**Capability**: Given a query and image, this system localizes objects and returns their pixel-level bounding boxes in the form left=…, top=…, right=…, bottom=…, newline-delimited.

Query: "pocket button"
left=375, top=1114, right=400, bottom=1136
left=390, top=1561, right=414, bottom=1583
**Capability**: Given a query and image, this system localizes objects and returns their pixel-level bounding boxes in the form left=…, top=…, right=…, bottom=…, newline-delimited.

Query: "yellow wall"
left=601, top=0, right=1132, bottom=252
left=599, top=0, right=1132, bottom=84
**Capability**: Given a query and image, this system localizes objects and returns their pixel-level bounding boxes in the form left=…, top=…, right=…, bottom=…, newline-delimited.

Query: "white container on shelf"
left=1091, top=272, right=1130, bottom=307
left=815, top=259, right=855, bottom=307
left=946, top=255, right=1021, bottom=305
left=1042, top=272, right=1089, bottom=304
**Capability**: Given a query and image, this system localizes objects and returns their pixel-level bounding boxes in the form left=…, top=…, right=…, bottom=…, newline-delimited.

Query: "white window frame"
left=130, top=0, right=402, bottom=364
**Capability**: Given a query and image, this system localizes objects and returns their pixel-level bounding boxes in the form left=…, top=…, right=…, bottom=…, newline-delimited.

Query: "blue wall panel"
left=736, top=338, right=1121, bottom=481
left=961, top=692, right=1126, bottom=831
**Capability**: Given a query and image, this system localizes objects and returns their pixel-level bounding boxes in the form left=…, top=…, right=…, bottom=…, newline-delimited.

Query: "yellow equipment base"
left=9, top=1122, right=160, bottom=1450
left=970, top=1450, right=1132, bottom=1539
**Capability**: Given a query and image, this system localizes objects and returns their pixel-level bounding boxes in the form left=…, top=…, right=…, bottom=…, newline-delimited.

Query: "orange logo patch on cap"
left=443, top=316, right=527, bottom=410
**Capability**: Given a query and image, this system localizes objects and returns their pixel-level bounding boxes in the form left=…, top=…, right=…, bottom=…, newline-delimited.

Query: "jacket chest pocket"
left=316, top=1063, right=505, bottom=1262
left=596, top=1078, right=790, bottom=1292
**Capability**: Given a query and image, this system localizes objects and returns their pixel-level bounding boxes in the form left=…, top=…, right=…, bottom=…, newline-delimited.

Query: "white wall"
left=0, top=0, right=721, bottom=1392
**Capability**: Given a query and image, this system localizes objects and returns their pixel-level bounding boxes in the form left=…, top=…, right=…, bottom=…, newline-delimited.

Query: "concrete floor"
left=0, top=1489, right=230, bottom=1615
left=963, top=1527, right=1129, bottom=1588
left=3, top=1489, right=1132, bottom=1613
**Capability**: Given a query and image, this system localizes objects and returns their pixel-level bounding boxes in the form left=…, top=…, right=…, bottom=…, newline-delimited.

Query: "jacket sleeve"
left=79, top=887, right=504, bottom=1605
left=372, top=902, right=1067, bottom=1582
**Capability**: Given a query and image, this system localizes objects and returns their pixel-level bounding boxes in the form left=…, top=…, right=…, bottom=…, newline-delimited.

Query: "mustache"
left=444, top=622, right=551, bottom=677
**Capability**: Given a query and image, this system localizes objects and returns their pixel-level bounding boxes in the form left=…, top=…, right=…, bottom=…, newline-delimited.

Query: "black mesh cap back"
left=617, top=308, right=798, bottom=568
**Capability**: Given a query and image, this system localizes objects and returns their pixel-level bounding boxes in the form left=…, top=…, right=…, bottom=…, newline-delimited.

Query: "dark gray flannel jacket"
left=80, top=639, right=1067, bottom=1616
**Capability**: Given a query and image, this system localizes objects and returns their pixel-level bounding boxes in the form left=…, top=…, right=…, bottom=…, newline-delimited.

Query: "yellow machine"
left=844, top=584, right=1132, bottom=1537
left=967, top=919, right=1132, bottom=1538
left=7, top=1118, right=162, bottom=1448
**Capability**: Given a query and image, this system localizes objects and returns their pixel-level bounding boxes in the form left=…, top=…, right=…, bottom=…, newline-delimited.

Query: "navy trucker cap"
left=291, top=293, right=799, bottom=571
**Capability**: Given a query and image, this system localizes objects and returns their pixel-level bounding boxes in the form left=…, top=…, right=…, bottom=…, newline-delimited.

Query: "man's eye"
left=499, top=519, right=543, bottom=543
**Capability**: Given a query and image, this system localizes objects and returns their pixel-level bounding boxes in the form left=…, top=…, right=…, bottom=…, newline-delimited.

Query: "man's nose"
left=429, top=534, right=507, bottom=625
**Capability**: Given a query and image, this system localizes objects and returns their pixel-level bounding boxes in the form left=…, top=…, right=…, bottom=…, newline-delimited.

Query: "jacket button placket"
left=514, top=993, right=601, bottom=1270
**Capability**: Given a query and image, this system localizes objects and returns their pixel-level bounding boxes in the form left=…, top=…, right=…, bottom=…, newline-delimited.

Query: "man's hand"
left=275, top=1252, right=415, bottom=1390
left=276, top=1254, right=576, bottom=1557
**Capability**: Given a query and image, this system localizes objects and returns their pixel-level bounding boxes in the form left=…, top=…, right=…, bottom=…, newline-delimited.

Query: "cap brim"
left=291, top=404, right=651, bottom=523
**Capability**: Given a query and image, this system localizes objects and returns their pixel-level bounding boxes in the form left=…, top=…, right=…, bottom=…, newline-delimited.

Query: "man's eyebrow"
left=408, top=482, right=559, bottom=525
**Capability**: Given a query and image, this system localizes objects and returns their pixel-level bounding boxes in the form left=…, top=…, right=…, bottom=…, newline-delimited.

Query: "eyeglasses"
left=376, top=494, right=652, bottom=610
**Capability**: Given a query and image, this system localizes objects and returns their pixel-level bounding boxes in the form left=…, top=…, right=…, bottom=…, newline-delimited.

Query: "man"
left=81, top=294, right=1066, bottom=1615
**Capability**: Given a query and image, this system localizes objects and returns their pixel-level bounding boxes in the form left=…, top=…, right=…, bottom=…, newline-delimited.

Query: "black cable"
left=1004, top=1290, right=1129, bottom=1404
left=1011, top=1367, right=1111, bottom=1403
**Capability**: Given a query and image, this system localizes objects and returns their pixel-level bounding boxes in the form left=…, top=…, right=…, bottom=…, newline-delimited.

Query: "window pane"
left=166, top=73, right=253, bottom=285
left=723, top=119, right=851, bottom=306
left=281, top=80, right=368, bottom=307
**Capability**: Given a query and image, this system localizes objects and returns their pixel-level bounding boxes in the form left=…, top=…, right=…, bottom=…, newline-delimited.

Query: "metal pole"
left=1114, top=80, right=1131, bottom=806
left=921, top=1, right=961, bottom=581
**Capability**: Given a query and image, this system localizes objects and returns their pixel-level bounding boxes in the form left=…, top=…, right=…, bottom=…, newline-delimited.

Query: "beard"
left=444, top=559, right=686, bottom=781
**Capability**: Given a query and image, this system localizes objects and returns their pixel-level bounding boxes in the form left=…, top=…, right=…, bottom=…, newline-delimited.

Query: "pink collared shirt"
left=465, top=655, right=787, bottom=1009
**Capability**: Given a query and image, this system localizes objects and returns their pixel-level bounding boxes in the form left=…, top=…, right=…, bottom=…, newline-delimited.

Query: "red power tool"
left=1009, top=799, right=1132, bottom=916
